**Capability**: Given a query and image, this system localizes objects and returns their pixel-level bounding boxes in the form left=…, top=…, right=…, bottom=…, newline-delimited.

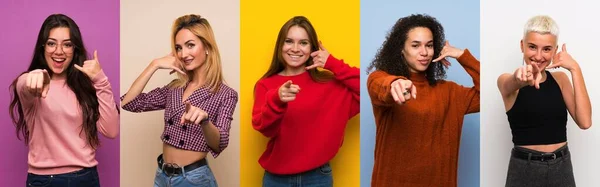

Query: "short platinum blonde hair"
left=523, top=15, right=559, bottom=39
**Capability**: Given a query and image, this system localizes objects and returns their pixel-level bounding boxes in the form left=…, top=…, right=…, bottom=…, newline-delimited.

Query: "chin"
left=285, top=62, right=305, bottom=68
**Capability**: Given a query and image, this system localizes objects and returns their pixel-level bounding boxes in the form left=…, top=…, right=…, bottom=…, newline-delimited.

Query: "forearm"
left=457, top=49, right=480, bottom=90
left=570, top=67, right=592, bottom=129
left=201, top=122, right=222, bottom=152
left=93, top=71, right=120, bottom=138
left=121, top=63, right=159, bottom=106
left=499, top=74, right=527, bottom=97
left=367, top=71, right=405, bottom=106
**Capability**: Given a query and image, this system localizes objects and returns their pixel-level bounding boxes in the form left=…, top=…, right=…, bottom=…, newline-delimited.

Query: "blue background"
left=360, top=0, right=480, bottom=186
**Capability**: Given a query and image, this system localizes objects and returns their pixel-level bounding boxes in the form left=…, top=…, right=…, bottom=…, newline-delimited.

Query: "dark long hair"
left=259, top=16, right=333, bottom=82
left=367, top=14, right=447, bottom=85
left=8, top=14, right=101, bottom=149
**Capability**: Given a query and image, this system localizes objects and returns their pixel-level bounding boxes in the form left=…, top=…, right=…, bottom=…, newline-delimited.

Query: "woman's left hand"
left=306, top=41, right=330, bottom=70
left=547, top=44, right=579, bottom=71
left=74, top=50, right=103, bottom=78
left=432, top=41, right=465, bottom=68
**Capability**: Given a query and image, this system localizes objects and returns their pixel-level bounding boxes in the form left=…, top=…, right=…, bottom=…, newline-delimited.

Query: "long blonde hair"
left=168, top=14, right=224, bottom=93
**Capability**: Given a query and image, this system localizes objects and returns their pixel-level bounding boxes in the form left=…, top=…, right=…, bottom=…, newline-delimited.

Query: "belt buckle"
left=161, top=163, right=182, bottom=177
left=540, top=153, right=557, bottom=162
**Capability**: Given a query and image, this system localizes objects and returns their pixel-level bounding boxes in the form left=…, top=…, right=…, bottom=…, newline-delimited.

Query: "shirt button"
left=179, top=140, right=184, bottom=146
left=168, top=119, right=173, bottom=126
left=182, top=125, right=187, bottom=131
left=164, top=135, right=170, bottom=140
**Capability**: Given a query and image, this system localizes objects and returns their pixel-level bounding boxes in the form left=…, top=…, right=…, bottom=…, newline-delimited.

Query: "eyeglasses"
left=44, top=41, right=74, bottom=53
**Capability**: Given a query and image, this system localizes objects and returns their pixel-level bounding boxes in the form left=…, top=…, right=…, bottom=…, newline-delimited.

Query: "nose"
left=533, top=50, right=543, bottom=61
left=179, top=48, right=190, bottom=59
left=54, top=45, right=65, bottom=55
left=418, top=46, right=428, bottom=56
left=291, top=43, right=300, bottom=52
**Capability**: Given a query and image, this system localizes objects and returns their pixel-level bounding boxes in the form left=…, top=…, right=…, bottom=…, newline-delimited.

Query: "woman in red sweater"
left=252, top=16, right=360, bottom=186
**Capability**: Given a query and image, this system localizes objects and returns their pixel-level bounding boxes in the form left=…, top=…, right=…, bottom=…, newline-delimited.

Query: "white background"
left=481, top=0, right=600, bottom=186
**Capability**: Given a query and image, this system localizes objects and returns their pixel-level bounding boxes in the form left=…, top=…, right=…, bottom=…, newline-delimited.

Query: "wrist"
left=200, top=116, right=210, bottom=125
left=567, top=63, right=580, bottom=72
left=456, top=49, right=465, bottom=58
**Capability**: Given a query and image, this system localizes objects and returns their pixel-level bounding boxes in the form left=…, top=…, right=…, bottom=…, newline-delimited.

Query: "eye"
left=411, top=44, right=419, bottom=48
left=46, top=41, right=56, bottom=47
left=284, top=39, right=293, bottom=44
left=300, top=41, right=309, bottom=46
left=528, top=45, right=536, bottom=50
left=426, top=44, right=433, bottom=48
left=543, top=48, right=552, bottom=52
left=186, top=43, right=195, bottom=48
left=64, top=43, right=73, bottom=48
left=175, top=46, right=182, bottom=51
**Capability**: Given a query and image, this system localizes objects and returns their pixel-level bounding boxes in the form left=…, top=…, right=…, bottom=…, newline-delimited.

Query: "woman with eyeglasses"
left=8, top=14, right=119, bottom=187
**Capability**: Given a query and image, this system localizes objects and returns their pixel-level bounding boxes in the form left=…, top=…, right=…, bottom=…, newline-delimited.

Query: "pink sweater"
left=16, top=70, right=119, bottom=175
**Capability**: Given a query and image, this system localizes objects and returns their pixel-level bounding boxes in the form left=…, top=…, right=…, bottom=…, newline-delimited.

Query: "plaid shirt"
left=121, top=83, right=238, bottom=157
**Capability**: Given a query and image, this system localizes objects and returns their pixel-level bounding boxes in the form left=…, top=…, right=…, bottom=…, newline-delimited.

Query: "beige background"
left=120, top=0, right=240, bottom=186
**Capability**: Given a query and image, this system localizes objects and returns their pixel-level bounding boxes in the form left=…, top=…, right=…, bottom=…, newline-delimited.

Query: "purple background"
left=0, top=0, right=120, bottom=186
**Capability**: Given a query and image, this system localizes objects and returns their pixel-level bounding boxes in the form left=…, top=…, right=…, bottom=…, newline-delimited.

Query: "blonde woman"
left=497, top=15, right=591, bottom=187
left=122, top=14, right=238, bottom=187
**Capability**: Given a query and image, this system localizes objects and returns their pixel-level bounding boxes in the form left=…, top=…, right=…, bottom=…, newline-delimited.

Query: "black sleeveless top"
left=506, top=71, right=567, bottom=145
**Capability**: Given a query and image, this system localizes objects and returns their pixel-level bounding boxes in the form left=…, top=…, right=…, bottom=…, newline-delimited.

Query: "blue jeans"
left=263, top=163, right=333, bottom=187
left=26, top=166, right=100, bottom=187
left=154, top=165, right=218, bottom=187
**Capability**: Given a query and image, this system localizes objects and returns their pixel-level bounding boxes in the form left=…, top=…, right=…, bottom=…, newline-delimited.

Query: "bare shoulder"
left=496, top=73, right=512, bottom=88
left=550, top=71, right=570, bottom=84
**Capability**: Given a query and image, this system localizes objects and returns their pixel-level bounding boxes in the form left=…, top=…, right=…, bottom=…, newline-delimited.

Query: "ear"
left=520, top=40, right=524, bottom=53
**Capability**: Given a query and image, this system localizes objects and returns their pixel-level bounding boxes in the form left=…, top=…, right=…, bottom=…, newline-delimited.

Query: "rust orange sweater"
left=367, top=50, right=479, bottom=187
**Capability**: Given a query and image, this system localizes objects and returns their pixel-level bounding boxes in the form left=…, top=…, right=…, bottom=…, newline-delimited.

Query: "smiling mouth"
left=183, top=59, right=193, bottom=65
left=288, top=54, right=303, bottom=59
left=417, top=59, right=430, bottom=65
left=531, top=61, right=546, bottom=66
left=52, top=57, right=66, bottom=63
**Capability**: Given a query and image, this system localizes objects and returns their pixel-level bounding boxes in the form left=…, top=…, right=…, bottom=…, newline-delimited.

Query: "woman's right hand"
left=390, top=79, right=417, bottom=105
left=513, top=64, right=542, bottom=89
left=279, top=80, right=301, bottom=102
left=151, top=53, right=186, bottom=75
left=26, top=69, right=51, bottom=98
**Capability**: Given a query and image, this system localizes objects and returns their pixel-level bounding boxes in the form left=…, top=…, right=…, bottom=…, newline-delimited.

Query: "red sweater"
left=252, top=55, right=360, bottom=174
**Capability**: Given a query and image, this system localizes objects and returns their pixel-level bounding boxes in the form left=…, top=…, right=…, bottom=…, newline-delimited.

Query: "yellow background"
left=240, top=0, right=360, bottom=186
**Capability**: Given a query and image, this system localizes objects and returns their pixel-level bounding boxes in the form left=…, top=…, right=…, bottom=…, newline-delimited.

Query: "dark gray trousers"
left=505, top=145, right=576, bottom=187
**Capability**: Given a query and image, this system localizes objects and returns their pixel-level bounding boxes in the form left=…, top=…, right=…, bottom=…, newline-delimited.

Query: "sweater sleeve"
left=367, top=70, right=407, bottom=107
left=451, top=49, right=480, bottom=114
left=251, top=80, right=287, bottom=138
left=323, top=55, right=360, bottom=117
left=91, top=70, right=120, bottom=139
left=15, top=73, right=37, bottom=108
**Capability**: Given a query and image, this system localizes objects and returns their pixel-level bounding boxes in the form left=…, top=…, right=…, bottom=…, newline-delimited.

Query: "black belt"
left=512, top=147, right=568, bottom=162
left=157, top=154, right=207, bottom=176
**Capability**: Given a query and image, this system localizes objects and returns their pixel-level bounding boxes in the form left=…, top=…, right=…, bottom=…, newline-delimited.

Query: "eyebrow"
left=176, top=40, right=194, bottom=45
left=527, top=43, right=553, bottom=48
left=410, top=40, right=434, bottom=44
left=47, top=38, right=71, bottom=42
left=285, top=38, right=309, bottom=41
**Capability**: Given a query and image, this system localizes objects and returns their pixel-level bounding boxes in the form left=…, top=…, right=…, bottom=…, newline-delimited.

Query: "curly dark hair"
left=367, top=14, right=446, bottom=85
